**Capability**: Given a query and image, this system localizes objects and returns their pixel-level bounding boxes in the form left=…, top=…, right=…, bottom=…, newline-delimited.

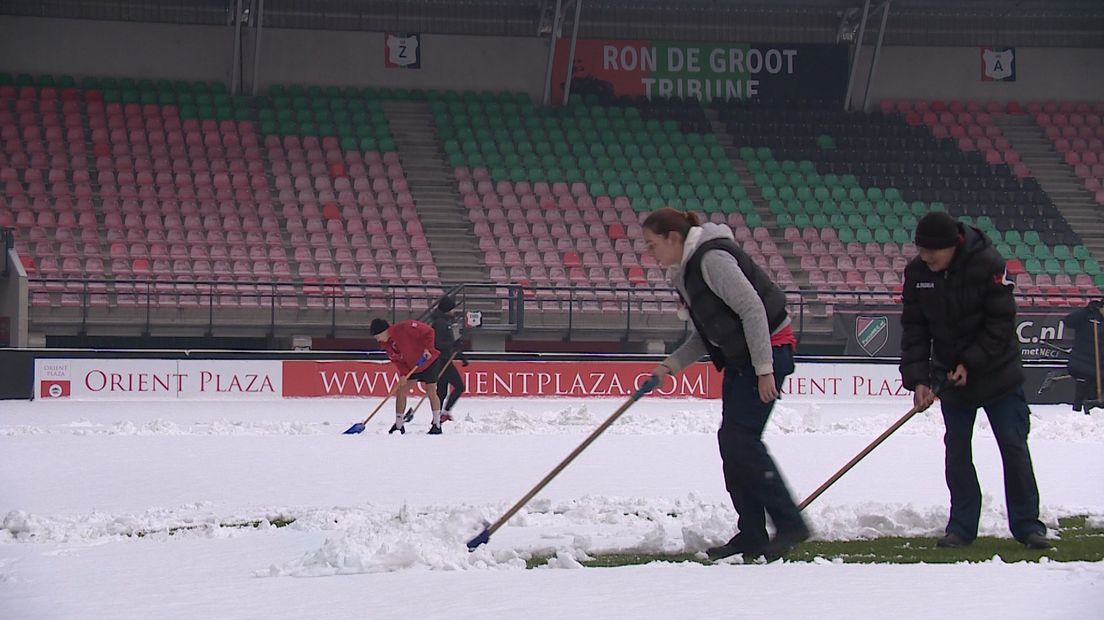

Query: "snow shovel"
left=1093, top=312, right=1102, bottom=405
left=467, top=375, right=659, bottom=550
left=343, top=358, right=425, bottom=434
left=1037, top=370, right=1072, bottom=395
left=798, top=403, right=923, bottom=510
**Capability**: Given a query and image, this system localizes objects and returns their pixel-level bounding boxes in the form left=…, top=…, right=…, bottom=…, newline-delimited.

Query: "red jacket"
left=380, top=320, right=440, bottom=375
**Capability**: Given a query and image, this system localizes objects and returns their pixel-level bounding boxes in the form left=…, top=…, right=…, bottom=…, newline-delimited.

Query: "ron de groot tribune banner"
left=551, top=39, right=848, bottom=103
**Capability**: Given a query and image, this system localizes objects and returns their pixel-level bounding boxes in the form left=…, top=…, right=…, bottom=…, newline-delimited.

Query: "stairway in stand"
left=382, top=101, right=503, bottom=322
left=994, top=114, right=1104, bottom=263
left=707, top=109, right=834, bottom=342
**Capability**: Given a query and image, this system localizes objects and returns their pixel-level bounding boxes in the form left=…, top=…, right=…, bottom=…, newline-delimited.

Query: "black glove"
left=388, top=423, right=405, bottom=435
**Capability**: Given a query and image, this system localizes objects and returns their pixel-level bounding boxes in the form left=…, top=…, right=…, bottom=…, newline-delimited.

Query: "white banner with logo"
left=34, top=359, right=282, bottom=401
left=34, top=358, right=912, bottom=403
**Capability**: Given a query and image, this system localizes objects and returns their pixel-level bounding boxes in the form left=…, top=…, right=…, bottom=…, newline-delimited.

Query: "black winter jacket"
left=899, top=224, right=1024, bottom=407
left=429, top=309, right=466, bottom=362
left=1063, top=300, right=1104, bottom=381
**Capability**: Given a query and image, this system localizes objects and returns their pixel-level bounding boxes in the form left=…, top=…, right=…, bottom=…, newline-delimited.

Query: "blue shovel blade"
left=466, top=523, right=491, bottom=550
left=343, top=422, right=366, bottom=434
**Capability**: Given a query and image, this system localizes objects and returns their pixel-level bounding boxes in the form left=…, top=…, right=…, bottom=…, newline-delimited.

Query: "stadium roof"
left=2, top=0, right=1102, bottom=45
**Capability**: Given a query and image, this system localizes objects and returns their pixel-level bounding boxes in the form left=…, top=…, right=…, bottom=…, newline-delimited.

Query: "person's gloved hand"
left=416, top=353, right=429, bottom=367
left=634, top=374, right=660, bottom=399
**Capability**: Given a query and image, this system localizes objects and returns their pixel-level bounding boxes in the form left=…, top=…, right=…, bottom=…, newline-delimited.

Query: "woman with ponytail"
left=642, top=207, right=808, bottom=562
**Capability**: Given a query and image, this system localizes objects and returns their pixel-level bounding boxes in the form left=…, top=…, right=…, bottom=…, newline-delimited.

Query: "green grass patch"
left=526, top=516, right=1103, bottom=568
left=133, top=516, right=296, bottom=538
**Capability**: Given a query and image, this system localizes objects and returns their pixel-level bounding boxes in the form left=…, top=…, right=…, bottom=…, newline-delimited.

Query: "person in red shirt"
left=370, top=318, right=446, bottom=435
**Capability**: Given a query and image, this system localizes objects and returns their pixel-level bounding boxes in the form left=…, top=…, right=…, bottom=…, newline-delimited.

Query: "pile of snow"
left=5, top=495, right=1075, bottom=576
left=3, top=399, right=1102, bottom=442
left=261, top=504, right=526, bottom=576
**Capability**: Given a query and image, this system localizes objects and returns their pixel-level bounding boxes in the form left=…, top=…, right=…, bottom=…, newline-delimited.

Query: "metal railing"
left=26, top=276, right=1102, bottom=343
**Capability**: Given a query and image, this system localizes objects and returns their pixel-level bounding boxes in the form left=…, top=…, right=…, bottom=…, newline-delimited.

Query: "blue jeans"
left=717, top=345, right=804, bottom=545
left=940, top=386, right=1046, bottom=542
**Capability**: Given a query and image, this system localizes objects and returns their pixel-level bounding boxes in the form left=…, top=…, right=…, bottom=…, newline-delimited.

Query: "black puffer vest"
left=681, top=237, right=788, bottom=371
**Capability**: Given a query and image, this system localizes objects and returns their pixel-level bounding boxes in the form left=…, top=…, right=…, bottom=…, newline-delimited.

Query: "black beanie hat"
left=369, top=318, right=390, bottom=336
left=437, top=295, right=456, bottom=313
left=914, top=212, right=960, bottom=249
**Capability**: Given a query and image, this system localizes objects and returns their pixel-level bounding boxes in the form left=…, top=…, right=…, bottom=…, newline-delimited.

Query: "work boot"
left=388, top=423, right=405, bottom=435
left=706, top=533, right=766, bottom=560
left=936, top=532, right=970, bottom=548
left=1021, top=532, right=1053, bottom=550
left=763, top=523, right=811, bottom=563
left=427, top=424, right=443, bottom=435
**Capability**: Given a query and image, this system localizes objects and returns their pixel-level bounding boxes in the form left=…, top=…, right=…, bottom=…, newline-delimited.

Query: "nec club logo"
left=855, top=316, right=890, bottom=356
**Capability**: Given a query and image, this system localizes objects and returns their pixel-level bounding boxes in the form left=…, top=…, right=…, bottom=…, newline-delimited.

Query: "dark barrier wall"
left=0, top=349, right=1074, bottom=405
left=834, top=307, right=1080, bottom=362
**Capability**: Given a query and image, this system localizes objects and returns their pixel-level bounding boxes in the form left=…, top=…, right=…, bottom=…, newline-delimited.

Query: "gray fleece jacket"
left=660, top=223, right=788, bottom=377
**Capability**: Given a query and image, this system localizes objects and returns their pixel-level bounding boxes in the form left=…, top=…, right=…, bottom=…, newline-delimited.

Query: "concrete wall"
left=0, top=16, right=235, bottom=83
left=0, top=16, right=550, bottom=99
left=4, top=17, right=1101, bottom=105
left=246, top=29, right=549, bottom=99
left=0, top=249, right=29, bottom=348
left=848, top=46, right=1104, bottom=109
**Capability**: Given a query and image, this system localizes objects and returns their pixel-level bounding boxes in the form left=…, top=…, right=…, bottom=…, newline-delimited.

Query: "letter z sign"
left=385, top=33, right=421, bottom=69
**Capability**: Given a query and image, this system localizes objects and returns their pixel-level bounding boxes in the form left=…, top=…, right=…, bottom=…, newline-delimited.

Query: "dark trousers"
left=940, top=386, right=1046, bottom=542
left=718, top=345, right=805, bottom=546
left=435, top=363, right=465, bottom=411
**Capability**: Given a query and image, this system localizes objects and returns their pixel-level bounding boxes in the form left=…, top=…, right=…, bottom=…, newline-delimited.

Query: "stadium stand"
left=0, top=73, right=443, bottom=318
left=1, top=69, right=1102, bottom=340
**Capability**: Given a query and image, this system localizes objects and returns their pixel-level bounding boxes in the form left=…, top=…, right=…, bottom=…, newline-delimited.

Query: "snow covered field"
left=1, top=396, right=1102, bottom=619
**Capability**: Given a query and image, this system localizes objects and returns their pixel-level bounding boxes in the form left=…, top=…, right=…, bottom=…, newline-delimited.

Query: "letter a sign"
left=981, top=47, right=1015, bottom=82
left=385, top=33, right=422, bottom=69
